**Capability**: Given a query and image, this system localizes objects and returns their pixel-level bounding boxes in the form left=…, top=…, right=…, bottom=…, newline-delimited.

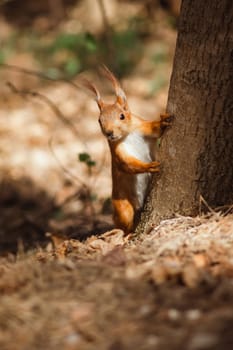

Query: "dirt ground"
left=0, top=1, right=233, bottom=349
left=1, top=214, right=233, bottom=350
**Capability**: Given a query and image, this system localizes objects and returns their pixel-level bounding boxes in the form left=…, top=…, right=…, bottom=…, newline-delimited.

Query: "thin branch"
left=212, top=203, right=233, bottom=216
left=6, top=81, right=91, bottom=186
left=1, top=63, right=80, bottom=90
left=48, top=137, right=87, bottom=188
left=7, top=81, right=108, bottom=184
left=96, top=0, right=115, bottom=66
left=199, top=195, right=215, bottom=215
left=49, top=138, right=97, bottom=224
left=97, top=0, right=111, bottom=32
left=6, top=81, right=101, bottom=220
left=49, top=138, right=98, bottom=220
left=6, top=81, right=85, bottom=143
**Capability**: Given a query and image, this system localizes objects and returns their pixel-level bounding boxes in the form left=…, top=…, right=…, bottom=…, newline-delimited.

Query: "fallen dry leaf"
left=54, top=240, right=73, bottom=260
left=88, top=238, right=111, bottom=255
left=125, top=260, right=155, bottom=279
left=87, top=229, right=126, bottom=255
left=46, top=231, right=68, bottom=248
left=182, top=264, right=201, bottom=288
left=102, top=246, right=126, bottom=266
left=151, top=264, right=168, bottom=284
left=99, top=229, right=125, bottom=245
left=192, top=253, right=209, bottom=268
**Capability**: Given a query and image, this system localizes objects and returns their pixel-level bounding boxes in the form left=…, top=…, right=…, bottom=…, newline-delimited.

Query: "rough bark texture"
left=137, top=0, right=233, bottom=233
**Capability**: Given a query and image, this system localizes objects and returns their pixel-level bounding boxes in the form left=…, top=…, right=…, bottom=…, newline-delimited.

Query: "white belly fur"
left=121, top=132, right=152, bottom=208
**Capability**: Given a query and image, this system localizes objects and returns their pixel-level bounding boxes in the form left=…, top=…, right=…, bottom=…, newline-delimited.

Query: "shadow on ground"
left=0, top=176, right=113, bottom=254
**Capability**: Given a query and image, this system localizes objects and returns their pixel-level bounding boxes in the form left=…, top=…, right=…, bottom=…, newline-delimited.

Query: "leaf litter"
left=1, top=213, right=233, bottom=349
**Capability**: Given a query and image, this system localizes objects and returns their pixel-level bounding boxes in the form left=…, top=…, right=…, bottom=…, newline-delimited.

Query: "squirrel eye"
left=119, top=113, right=125, bottom=120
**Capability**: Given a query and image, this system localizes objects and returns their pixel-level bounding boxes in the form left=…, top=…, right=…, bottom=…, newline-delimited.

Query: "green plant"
left=78, top=152, right=96, bottom=176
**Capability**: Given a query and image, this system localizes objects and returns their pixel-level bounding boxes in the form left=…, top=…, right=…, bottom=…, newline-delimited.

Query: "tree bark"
left=137, top=0, right=233, bottom=233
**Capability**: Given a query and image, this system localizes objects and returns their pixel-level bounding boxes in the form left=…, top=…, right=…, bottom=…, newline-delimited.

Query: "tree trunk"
left=137, top=0, right=233, bottom=233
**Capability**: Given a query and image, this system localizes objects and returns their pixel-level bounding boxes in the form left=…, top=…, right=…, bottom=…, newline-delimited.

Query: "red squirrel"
left=84, top=66, right=171, bottom=233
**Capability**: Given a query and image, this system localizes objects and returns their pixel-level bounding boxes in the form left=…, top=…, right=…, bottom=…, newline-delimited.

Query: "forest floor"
left=0, top=1, right=233, bottom=349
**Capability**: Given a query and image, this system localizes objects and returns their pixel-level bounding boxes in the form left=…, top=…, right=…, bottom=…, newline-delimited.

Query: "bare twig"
left=7, top=81, right=108, bottom=184
left=96, top=0, right=115, bottom=66
left=6, top=81, right=100, bottom=223
left=97, top=0, right=111, bottom=32
left=222, top=204, right=233, bottom=216
left=199, top=195, right=215, bottom=215
left=1, top=63, right=80, bottom=90
left=6, top=81, right=85, bottom=143
left=213, top=203, right=233, bottom=216
left=48, top=137, right=87, bottom=188
left=49, top=138, right=97, bottom=223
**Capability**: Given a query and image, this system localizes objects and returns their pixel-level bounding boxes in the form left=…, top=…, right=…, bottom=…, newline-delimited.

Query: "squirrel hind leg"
left=112, top=198, right=135, bottom=234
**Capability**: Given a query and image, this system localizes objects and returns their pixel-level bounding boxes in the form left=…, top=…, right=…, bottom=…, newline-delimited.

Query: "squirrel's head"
left=83, top=66, right=132, bottom=142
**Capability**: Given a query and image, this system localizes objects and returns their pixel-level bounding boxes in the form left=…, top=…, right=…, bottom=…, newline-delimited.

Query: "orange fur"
left=113, top=144, right=160, bottom=174
left=131, top=113, right=172, bottom=137
left=112, top=199, right=134, bottom=232
left=83, top=68, right=172, bottom=233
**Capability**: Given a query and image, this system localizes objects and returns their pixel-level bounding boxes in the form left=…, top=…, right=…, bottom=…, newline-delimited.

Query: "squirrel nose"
left=106, top=131, right=114, bottom=138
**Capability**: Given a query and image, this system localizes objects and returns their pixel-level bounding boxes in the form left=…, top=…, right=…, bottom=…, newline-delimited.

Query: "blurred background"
left=0, top=0, right=179, bottom=77
left=0, top=0, right=179, bottom=251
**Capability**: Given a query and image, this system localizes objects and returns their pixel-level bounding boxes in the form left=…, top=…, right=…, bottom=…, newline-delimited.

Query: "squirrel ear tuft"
left=100, top=65, right=128, bottom=110
left=81, top=78, right=104, bottom=110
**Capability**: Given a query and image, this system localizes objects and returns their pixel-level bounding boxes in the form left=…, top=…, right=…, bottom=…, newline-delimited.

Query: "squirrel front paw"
left=148, top=161, right=160, bottom=173
left=160, top=113, right=174, bottom=127
left=160, top=113, right=174, bottom=136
